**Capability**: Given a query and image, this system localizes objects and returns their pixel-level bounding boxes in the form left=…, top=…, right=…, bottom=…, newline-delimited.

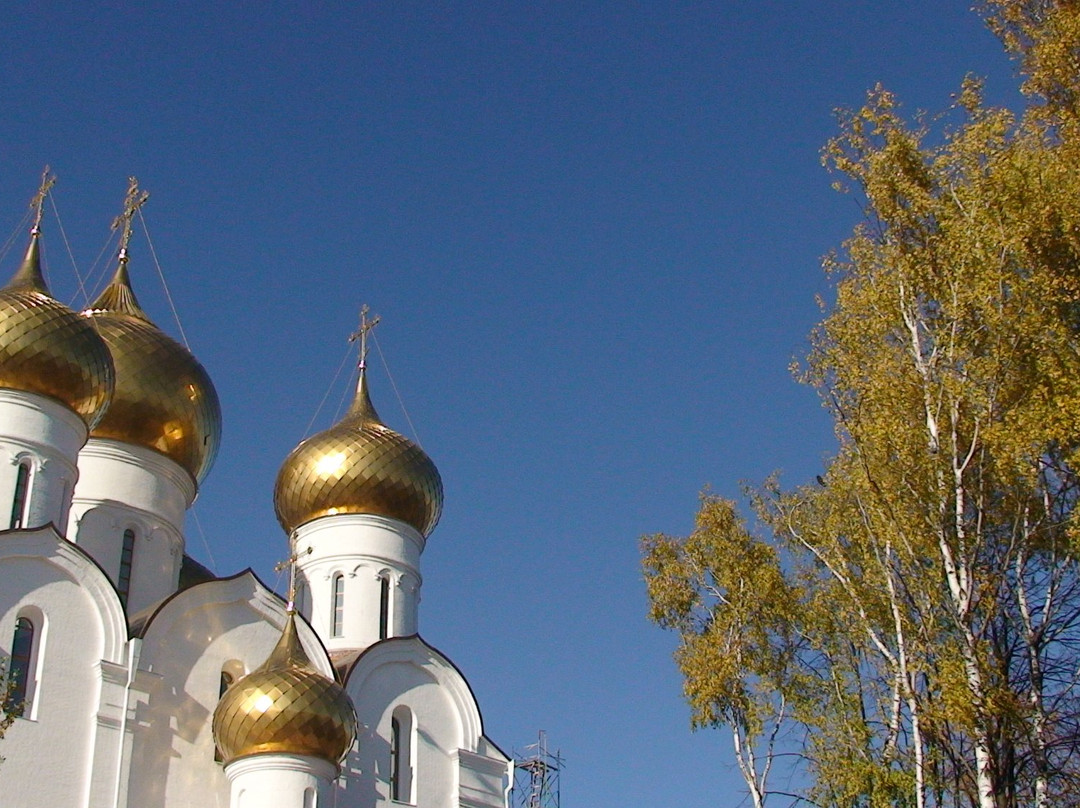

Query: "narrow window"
left=390, top=715, right=402, bottom=801
left=6, top=617, right=34, bottom=716
left=379, top=575, right=390, bottom=640
left=331, top=574, right=345, bottom=638
left=215, top=669, right=236, bottom=762
left=390, top=706, right=414, bottom=802
left=303, top=787, right=316, bottom=808
left=117, top=529, right=135, bottom=607
left=9, top=461, right=30, bottom=529
left=295, top=580, right=307, bottom=616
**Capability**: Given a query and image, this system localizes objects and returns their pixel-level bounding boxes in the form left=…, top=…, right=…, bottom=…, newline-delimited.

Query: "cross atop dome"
left=10, top=167, right=57, bottom=291
left=29, top=166, right=55, bottom=235
left=111, top=176, right=150, bottom=263
left=348, top=304, right=380, bottom=371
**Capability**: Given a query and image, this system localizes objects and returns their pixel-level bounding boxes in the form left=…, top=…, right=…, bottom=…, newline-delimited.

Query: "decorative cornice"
left=223, top=752, right=338, bottom=781
left=0, top=437, right=80, bottom=475
left=0, top=388, right=89, bottom=447
left=292, top=512, right=426, bottom=554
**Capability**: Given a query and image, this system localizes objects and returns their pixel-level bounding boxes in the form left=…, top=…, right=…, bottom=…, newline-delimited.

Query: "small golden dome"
left=273, top=370, right=443, bottom=536
left=212, top=613, right=356, bottom=765
left=0, top=231, right=114, bottom=427
left=82, top=260, right=221, bottom=484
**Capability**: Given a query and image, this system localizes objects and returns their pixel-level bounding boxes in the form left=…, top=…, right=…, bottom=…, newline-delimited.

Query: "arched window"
left=219, top=659, right=245, bottom=695
left=331, top=574, right=345, bottom=638
left=117, top=529, right=135, bottom=607
left=390, top=715, right=402, bottom=800
left=379, top=575, right=391, bottom=640
left=9, top=460, right=30, bottom=530
left=295, top=579, right=307, bottom=616
left=6, top=617, right=34, bottom=717
left=214, top=667, right=236, bottom=762
left=215, top=660, right=245, bottom=761
left=390, top=705, right=414, bottom=803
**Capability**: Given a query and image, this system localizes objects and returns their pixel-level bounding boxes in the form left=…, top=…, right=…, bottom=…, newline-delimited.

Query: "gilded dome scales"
left=273, top=307, right=443, bottom=537
left=0, top=169, right=115, bottom=428
left=81, top=179, right=222, bottom=485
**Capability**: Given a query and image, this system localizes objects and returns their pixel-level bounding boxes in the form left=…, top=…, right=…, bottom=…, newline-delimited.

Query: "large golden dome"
left=0, top=231, right=114, bottom=427
left=274, top=370, right=443, bottom=536
left=212, top=613, right=356, bottom=765
left=82, top=260, right=221, bottom=484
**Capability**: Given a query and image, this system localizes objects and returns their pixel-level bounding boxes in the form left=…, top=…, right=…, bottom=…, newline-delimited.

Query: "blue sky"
left=0, top=3, right=1023, bottom=805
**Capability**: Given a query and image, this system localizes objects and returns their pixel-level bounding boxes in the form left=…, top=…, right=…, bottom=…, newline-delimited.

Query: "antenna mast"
left=513, top=730, right=562, bottom=808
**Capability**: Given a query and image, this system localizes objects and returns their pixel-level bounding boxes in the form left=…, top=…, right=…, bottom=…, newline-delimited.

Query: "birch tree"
left=644, top=2, right=1080, bottom=805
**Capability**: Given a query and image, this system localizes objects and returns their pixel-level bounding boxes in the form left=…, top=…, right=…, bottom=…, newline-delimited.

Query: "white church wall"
left=455, top=749, right=514, bottom=808
left=0, top=530, right=129, bottom=808
left=343, top=660, right=459, bottom=808
left=72, top=439, right=194, bottom=525
left=224, top=754, right=337, bottom=808
left=129, top=573, right=334, bottom=808
left=0, top=390, right=86, bottom=532
left=70, top=438, right=194, bottom=614
left=341, top=637, right=507, bottom=808
left=88, top=642, right=146, bottom=808
left=293, top=514, right=425, bottom=652
left=71, top=504, right=184, bottom=615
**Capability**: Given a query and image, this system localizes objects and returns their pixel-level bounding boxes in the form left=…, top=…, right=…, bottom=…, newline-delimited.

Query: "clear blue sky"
left=0, top=3, right=1023, bottom=805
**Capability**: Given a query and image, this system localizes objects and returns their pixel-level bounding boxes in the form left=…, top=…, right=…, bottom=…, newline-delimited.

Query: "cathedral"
left=0, top=177, right=513, bottom=808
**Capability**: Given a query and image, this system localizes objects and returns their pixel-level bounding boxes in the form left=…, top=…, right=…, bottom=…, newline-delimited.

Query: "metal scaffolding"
left=512, top=730, right=563, bottom=808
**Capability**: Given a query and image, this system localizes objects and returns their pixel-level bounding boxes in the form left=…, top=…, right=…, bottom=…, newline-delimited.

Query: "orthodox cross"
left=348, top=304, right=381, bottom=372
left=274, top=545, right=313, bottom=613
left=29, top=166, right=56, bottom=234
left=110, top=176, right=150, bottom=261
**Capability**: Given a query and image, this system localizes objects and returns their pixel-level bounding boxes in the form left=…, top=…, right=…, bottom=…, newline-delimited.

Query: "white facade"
left=0, top=336, right=512, bottom=806
left=224, top=754, right=338, bottom=808
left=0, top=389, right=87, bottom=532
left=68, top=438, right=195, bottom=615
left=293, top=513, right=425, bottom=651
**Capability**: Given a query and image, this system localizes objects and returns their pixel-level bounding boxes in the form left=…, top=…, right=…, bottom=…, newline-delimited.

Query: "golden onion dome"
left=212, top=612, right=356, bottom=765
left=82, top=259, right=221, bottom=484
left=0, top=230, right=114, bottom=427
left=274, top=369, right=443, bottom=536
